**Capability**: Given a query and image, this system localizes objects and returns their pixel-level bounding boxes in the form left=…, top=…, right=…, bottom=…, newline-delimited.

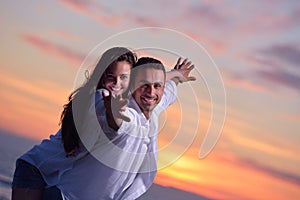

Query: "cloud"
left=228, top=1, right=300, bottom=37
left=181, top=3, right=228, bottom=28
left=51, top=30, right=83, bottom=42
left=19, top=33, right=84, bottom=65
left=58, top=1, right=227, bottom=55
left=256, top=69, right=300, bottom=91
left=224, top=75, right=267, bottom=92
left=59, top=0, right=122, bottom=26
left=259, top=43, right=300, bottom=69
left=221, top=68, right=267, bottom=92
left=215, top=150, right=300, bottom=188
left=237, top=157, right=300, bottom=186
left=237, top=43, right=300, bottom=93
left=226, top=129, right=299, bottom=162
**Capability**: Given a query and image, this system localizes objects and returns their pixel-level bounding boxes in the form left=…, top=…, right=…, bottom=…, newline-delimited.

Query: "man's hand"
left=167, top=57, right=196, bottom=85
left=103, top=91, right=130, bottom=130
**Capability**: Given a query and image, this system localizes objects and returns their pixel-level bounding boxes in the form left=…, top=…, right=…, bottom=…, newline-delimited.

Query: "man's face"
left=132, top=67, right=165, bottom=119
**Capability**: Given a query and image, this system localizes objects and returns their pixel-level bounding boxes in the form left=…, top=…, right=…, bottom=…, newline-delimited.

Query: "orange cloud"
left=229, top=131, right=299, bottom=161
left=155, top=96, right=300, bottom=199
left=19, top=33, right=84, bottom=65
left=186, top=32, right=226, bottom=56
left=155, top=148, right=300, bottom=199
left=0, top=71, right=69, bottom=140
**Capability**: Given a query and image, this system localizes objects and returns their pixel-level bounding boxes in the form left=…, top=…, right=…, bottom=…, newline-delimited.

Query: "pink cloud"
left=178, top=1, right=299, bottom=50
left=58, top=0, right=227, bottom=55
left=51, top=30, right=83, bottom=42
left=59, top=0, right=122, bottom=26
left=234, top=2, right=300, bottom=40
left=59, top=0, right=162, bottom=28
left=58, top=1, right=229, bottom=57
left=222, top=64, right=300, bottom=94
left=256, top=69, right=300, bottom=92
left=259, top=43, right=300, bottom=69
left=224, top=77, right=266, bottom=92
left=20, top=33, right=84, bottom=65
left=237, top=43, right=300, bottom=94
left=182, top=3, right=228, bottom=27
left=128, top=15, right=160, bottom=27
left=221, top=68, right=267, bottom=92
left=186, top=32, right=226, bottom=56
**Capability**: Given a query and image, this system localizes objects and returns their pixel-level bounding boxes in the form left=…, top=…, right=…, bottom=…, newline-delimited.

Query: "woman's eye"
left=120, top=75, right=128, bottom=80
left=106, top=75, right=114, bottom=80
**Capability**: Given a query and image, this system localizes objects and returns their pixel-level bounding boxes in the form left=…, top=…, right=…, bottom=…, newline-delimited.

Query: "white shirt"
left=20, top=80, right=177, bottom=200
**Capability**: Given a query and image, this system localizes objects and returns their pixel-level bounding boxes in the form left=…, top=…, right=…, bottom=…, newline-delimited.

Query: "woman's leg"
left=43, top=186, right=63, bottom=200
left=11, top=159, right=45, bottom=200
left=12, top=188, right=43, bottom=200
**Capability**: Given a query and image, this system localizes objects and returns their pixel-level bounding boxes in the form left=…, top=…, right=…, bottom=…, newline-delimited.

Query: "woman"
left=11, top=47, right=137, bottom=200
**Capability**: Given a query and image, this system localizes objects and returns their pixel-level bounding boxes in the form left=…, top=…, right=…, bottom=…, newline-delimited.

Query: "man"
left=98, top=57, right=196, bottom=199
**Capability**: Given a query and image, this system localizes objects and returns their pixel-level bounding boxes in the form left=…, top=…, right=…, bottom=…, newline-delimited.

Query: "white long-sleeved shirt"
left=20, top=80, right=177, bottom=200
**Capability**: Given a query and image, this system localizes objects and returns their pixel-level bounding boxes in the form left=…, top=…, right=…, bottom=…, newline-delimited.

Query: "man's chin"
left=142, top=105, right=156, bottom=112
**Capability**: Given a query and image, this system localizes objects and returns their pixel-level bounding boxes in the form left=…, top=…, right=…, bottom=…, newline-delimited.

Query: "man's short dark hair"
left=130, top=57, right=166, bottom=88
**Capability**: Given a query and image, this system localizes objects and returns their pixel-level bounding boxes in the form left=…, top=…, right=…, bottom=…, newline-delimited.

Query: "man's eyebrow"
left=137, top=80, right=148, bottom=84
left=138, top=80, right=164, bottom=85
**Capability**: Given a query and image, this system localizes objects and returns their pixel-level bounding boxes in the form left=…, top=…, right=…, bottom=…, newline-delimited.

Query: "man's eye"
left=141, top=84, right=149, bottom=89
left=154, top=83, right=162, bottom=89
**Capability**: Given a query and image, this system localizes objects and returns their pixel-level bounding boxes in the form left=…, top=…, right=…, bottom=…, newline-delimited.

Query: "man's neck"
left=130, top=96, right=152, bottom=120
left=143, top=111, right=151, bottom=120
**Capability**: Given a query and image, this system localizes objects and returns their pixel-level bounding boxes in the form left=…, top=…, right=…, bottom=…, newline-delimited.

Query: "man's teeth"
left=141, top=96, right=156, bottom=102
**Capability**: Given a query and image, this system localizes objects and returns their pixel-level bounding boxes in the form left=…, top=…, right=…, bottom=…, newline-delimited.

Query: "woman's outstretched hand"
left=102, top=91, right=130, bottom=130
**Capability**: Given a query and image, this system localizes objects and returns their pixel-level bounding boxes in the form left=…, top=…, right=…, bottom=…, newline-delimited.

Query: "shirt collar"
left=128, top=95, right=148, bottom=121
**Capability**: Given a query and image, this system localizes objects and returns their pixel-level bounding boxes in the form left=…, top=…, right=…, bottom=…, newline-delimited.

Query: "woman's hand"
left=103, top=91, right=130, bottom=130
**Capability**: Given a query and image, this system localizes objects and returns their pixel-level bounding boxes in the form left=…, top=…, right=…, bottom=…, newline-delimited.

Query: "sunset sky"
left=1, top=0, right=300, bottom=199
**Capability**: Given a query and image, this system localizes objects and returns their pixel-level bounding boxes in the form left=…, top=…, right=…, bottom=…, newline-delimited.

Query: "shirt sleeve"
left=116, top=108, right=139, bottom=134
left=95, top=88, right=108, bottom=117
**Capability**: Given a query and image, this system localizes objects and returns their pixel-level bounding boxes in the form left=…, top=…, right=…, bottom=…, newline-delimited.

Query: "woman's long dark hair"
left=60, top=47, right=136, bottom=156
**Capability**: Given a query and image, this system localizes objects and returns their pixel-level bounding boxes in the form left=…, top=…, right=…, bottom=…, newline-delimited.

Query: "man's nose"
left=146, top=85, right=155, bottom=96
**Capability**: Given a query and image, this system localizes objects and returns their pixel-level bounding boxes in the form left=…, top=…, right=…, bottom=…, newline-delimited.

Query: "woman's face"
left=103, top=61, right=132, bottom=96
